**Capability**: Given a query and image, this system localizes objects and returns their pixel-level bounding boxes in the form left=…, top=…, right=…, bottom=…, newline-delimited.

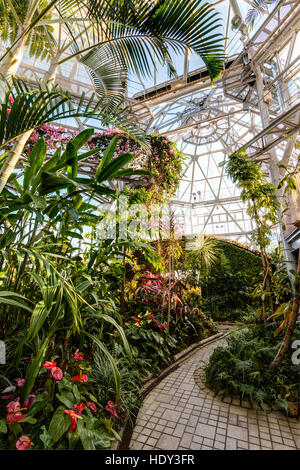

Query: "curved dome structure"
left=8, top=0, right=300, bottom=245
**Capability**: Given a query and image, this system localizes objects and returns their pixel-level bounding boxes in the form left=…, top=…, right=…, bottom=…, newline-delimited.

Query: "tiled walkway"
left=130, top=332, right=300, bottom=450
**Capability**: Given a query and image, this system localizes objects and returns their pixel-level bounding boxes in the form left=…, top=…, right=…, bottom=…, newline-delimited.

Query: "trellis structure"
left=7, top=0, right=300, bottom=246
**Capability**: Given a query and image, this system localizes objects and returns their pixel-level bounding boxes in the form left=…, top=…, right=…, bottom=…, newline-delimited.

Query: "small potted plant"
left=285, top=387, right=299, bottom=418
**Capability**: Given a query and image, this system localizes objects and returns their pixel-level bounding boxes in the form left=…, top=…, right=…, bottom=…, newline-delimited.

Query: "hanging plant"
left=88, top=132, right=184, bottom=202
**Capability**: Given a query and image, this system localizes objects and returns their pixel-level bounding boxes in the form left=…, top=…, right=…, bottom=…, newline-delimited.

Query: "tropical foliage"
left=205, top=324, right=300, bottom=413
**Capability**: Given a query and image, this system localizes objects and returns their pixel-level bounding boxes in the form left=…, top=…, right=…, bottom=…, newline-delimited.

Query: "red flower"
left=24, top=394, right=35, bottom=410
left=71, top=374, right=88, bottom=383
left=7, top=400, right=21, bottom=413
left=16, top=436, right=31, bottom=451
left=87, top=402, right=97, bottom=413
left=73, top=403, right=85, bottom=414
left=149, top=314, right=154, bottom=320
left=51, top=367, right=63, bottom=381
left=64, top=409, right=83, bottom=432
left=70, top=352, right=84, bottom=361
left=105, top=401, right=119, bottom=419
left=14, top=378, right=25, bottom=387
left=131, top=317, right=140, bottom=322
left=43, top=361, right=57, bottom=370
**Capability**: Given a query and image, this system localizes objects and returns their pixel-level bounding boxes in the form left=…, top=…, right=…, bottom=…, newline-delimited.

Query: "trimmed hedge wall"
left=209, top=239, right=263, bottom=280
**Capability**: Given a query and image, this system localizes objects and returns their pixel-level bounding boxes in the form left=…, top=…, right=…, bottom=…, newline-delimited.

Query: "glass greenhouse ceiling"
left=6, top=0, right=300, bottom=244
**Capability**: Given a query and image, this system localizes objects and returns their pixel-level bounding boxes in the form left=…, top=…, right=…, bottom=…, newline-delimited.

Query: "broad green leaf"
left=48, top=406, right=70, bottom=445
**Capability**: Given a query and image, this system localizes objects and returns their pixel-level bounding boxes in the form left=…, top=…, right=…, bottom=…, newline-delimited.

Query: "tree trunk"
left=0, top=130, right=33, bottom=192
left=0, top=61, right=59, bottom=194
left=42, top=55, right=60, bottom=86
left=0, top=40, right=27, bottom=101
left=270, top=248, right=300, bottom=369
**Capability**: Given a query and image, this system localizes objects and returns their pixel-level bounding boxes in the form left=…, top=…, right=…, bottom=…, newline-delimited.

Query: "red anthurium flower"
left=14, top=378, right=25, bottom=387
left=7, top=400, right=21, bottom=414
left=24, top=394, right=35, bottom=410
left=64, top=409, right=83, bottom=432
left=70, top=352, right=84, bottom=360
left=16, top=436, right=31, bottom=451
left=7, top=411, right=27, bottom=423
left=73, top=403, right=85, bottom=414
left=43, top=361, right=57, bottom=370
left=71, top=374, right=88, bottom=383
left=105, top=401, right=119, bottom=419
left=87, top=402, right=97, bottom=413
left=6, top=400, right=27, bottom=423
left=51, top=367, right=63, bottom=381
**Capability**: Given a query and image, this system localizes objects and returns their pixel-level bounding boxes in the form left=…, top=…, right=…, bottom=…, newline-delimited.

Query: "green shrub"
left=205, top=324, right=300, bottom=413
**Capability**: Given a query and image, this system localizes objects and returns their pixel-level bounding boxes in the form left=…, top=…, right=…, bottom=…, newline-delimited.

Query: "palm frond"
left=64, top=0, right=225, bottom=82
left=0, top=77, right=146, bottom=150
left=246, top=0, right=281, bottom=28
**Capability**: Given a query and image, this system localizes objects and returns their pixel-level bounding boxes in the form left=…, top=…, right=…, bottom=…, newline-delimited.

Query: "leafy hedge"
left=205, top=324, right=300, bottom=413
left=209, top=239, right=262, bottom=280
left=201, top=240, right=262, bottom=320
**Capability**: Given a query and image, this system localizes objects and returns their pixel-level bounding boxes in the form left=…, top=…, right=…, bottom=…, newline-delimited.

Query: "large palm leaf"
left=61, top=0, right=225, bottom=83
left=0, top=77, right=145, bottom=149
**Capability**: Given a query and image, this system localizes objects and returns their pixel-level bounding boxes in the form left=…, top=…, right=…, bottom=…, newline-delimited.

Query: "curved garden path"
left=130, top=329, right=300, bottom=450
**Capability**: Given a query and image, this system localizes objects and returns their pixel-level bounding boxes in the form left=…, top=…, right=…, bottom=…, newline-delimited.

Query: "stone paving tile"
left=130, top=332, right=300, bottom=451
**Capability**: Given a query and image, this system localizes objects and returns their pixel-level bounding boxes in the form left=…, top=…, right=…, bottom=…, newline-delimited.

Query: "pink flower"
left=71, top=374, right=88, bottom=383
left=7, top=400, right=21, bottom=414
left=51, top=367, right=63, bottom=381
left=2, top=394, right=15, bottom=400
left=14, top=378, right=25, bottom=387
left=6, top=400, right=27, bottom=423
left=16, top=436, right=31, bottom=450
left=87, top=402, right=97, bottom=413
left=106, top=401, right=119, bottom=419
left=43, top=361, right=57, bottom=370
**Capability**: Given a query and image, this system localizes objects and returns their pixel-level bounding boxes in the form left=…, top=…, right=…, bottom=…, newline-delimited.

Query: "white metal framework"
left=8, top=0, right=300, bottom=244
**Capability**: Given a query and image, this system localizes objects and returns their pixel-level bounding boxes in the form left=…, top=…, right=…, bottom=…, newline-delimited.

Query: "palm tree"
left=186, top=233, right=218, bottom=284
